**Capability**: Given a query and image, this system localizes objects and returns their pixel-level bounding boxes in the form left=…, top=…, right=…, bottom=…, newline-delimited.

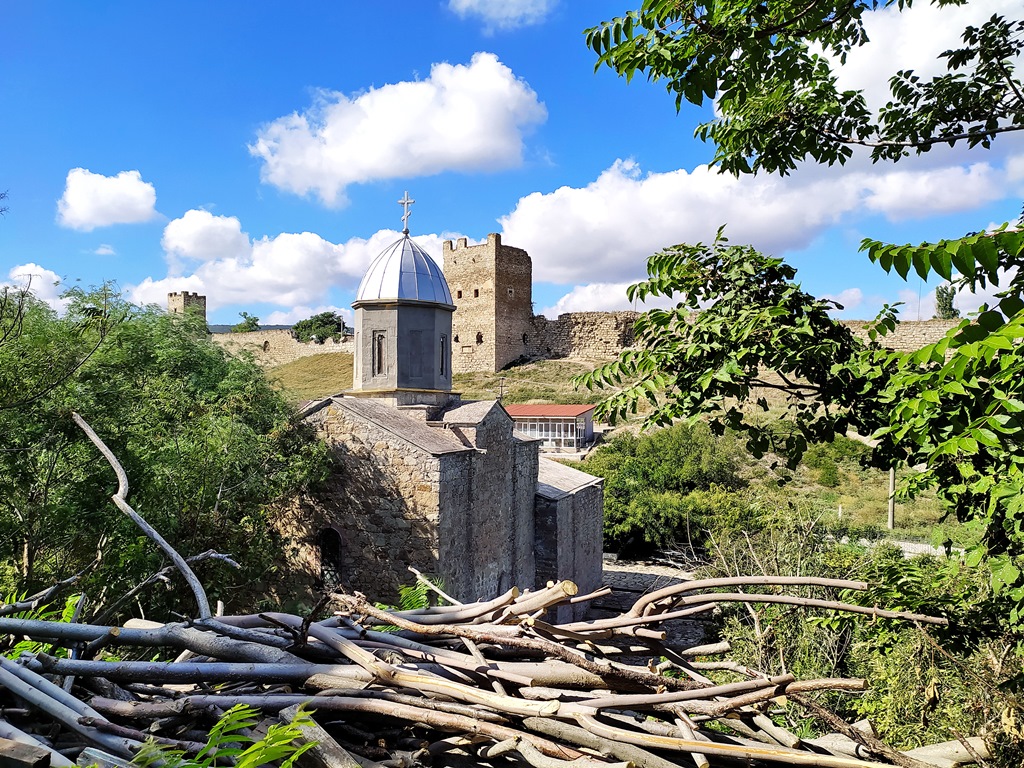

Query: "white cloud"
left=6, top=264, right=68, bottom=312
left=130, top=209, right=458, bottom=312
left=499, top=156, right=1023, bottom=285
left=897, top=287, right=938, bottom=322
left=93, top=244, right=116, bottom=256
left=829, top=0, right=1024, bottom=112
left=263, top=305, right=353, bottom=327
left=250, top=53, right=546, bottom=206
left=823, top=288, right=864, bottom=313
left=162, top=209, right=250, bottom=265
left=540, top=281, right=678, bottom=318
left=56, top=168, right=158, bottom=231
left=448, top=0, right=555, bottom=31
left=862, top=163, right=1003, bottom=221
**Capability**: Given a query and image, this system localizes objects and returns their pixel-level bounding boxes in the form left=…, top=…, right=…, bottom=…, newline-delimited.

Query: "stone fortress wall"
left=204, top=235, right=960, bottom=372
left=211, top=329, right=353, bottom=367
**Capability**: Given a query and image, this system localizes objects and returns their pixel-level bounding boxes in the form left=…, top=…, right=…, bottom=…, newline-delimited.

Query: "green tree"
left=231, top=311, right=260, bottom=333
left=0, top=295, right=326, bottom=615
left=292, top=311, right=348, bottom=343
left=587, top=1, right=1024, bottom=175
left=581, top=0, right=1024, bottom=620
left=934, top=283, right=961, bottom=319
left=577, top=422, right=745, bottom=553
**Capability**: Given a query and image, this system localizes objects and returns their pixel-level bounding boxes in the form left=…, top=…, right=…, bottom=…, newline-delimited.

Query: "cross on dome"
left=398, top=191, right=415, bottom=234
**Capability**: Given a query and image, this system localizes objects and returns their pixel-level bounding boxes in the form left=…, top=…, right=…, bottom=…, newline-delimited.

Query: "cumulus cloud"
left=130, top=209, right=456, bottom=312
left=828, top=0, right=1023, bottom=111
left=862, top=163, right=1003, bottom=221
left=822, top=288, right=864, bottom=313
left=162, top=209, right=250, bottom=265
left=56, top=168, right=158, bottom=231
left=93, top=244, right=116, bottom=256
left=539, top=282, right=678, bottom=318
left=448, top=0, right=555, bottom=31
left=250, top=53, right=546, bottom=206
left=6, top=264, right=68, bottom=312
left=499, top=156, right=1024, bottom=285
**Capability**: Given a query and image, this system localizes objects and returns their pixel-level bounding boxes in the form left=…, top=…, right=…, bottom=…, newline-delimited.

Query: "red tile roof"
left=503, top=404, right=596, bottom=418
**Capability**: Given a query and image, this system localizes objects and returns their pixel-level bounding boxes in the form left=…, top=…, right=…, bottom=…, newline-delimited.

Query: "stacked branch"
left=0, top=414, right=987, bottom=768
left=0, top=573, right=982, bottom=768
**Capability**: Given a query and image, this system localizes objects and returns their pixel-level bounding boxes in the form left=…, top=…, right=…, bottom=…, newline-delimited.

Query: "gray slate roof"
left=325, top=397, right=473, bottom=456
left=441, top=399, right=505, bottom=426
left=536, top=457, right=602, bottom=500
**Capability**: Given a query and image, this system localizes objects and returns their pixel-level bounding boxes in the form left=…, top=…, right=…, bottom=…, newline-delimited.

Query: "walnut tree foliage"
left=580, top=0, right=1024, bottom=624
left=586, top=0, right=1024, bottom=175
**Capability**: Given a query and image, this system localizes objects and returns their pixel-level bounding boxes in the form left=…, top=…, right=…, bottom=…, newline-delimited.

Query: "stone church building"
left=279, top=205, right=604, bottom=610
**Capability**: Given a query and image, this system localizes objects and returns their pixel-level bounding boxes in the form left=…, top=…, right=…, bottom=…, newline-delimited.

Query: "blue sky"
left=2, top=0, right=1022, bottom=326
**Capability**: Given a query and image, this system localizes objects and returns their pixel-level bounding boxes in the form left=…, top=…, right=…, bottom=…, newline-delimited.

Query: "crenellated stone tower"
left=167, top=291, right=207, bottom=322
left=443, top=233, right=533, bottom=374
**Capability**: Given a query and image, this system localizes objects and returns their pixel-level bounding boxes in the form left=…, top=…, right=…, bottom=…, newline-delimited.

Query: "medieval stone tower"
left=443, top=233, right=533, bottom=374
left=167, top=291, right=207, bottom=322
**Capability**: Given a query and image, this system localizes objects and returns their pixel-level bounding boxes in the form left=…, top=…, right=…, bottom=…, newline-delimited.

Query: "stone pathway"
left=593, top=557, right=709, bottom=650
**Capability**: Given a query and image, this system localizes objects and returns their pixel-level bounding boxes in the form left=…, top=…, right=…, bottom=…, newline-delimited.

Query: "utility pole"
left=887, top=467, right=896, bottom=530
left=498, top=376, right=506, bottom=401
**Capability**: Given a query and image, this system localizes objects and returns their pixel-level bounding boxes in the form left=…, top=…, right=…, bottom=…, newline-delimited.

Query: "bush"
left=578, top=422, right=746, bottom=554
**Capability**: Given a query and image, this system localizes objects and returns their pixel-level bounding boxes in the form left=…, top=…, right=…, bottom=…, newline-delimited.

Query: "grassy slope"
left=269, top=353, right=353, bottom=402
left=269, top=353, right=600, bottom=405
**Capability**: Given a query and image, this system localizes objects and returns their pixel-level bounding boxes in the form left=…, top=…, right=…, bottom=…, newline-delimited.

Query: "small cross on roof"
left=398, top=191, right=415, bottom=234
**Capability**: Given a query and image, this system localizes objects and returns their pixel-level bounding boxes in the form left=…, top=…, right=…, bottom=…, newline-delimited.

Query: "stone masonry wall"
left=446, top=407, right=537, bottom=600
left=278, top=402, right=443, bottom=604
left=842, top=319, right=958, bottom=351
left=445, top=234, right=535, bottom=374
left=529, top=312, right=641, bottom=361
left=211, top=329, right=353, bottom=368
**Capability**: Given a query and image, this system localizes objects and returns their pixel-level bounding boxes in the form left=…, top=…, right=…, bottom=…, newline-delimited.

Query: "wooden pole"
left=888, top=467, right=896, bottom=531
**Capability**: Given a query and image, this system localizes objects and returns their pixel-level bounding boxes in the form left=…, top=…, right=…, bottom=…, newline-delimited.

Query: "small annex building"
left=279, top=197, right=604, bottom=611
left=503, top=404, right=597, bottom=452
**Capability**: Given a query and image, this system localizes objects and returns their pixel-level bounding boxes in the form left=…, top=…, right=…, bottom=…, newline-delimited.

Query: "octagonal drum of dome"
left=355, top=234, right=454, bottom=307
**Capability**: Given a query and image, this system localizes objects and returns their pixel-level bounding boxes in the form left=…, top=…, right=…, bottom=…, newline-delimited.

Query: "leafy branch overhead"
left=575, top=230, right=897, bottom=469
left=586, top=0, right=1024, bottom=174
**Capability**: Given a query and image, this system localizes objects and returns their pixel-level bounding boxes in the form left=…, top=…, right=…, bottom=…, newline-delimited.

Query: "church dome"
left=354, top=234, right=454, bottom=306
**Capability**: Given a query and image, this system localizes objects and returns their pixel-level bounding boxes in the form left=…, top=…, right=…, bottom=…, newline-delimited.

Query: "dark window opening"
left=372, top=331, right=386, bottom=376
left=262, top=340, right=270, bottom=352
left=473, top=289, right=479, bottom=298
left=454, top=334, right=459, bottom=343
left=508, top=288, right=515, bottom=297
left=522, top=333, right=528, bottom=345
left=476, top=332, right=484, bottom=344
left=456, top=290, right=463, bottom=299
left=318, top=528, right=343, bottom=589
left=440, top=334, right=448, bottom=376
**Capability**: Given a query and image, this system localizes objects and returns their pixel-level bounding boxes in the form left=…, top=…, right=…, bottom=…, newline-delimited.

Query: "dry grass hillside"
left=269, top=353, right=604, bottom=405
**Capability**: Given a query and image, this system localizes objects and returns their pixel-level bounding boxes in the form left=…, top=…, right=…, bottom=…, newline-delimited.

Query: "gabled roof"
left=536, top=457, right=602, bottom=500
left=503, top=404, right=596, bottom=418
left=312, top=397, right=473, bottom=457
left=441, top=399, right=506, bottom=426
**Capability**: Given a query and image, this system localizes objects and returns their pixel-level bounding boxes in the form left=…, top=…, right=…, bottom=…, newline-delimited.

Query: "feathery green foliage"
left=132, top=704, right=316, bottom=768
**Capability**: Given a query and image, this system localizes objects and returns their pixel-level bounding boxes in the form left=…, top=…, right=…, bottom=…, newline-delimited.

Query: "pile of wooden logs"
left=0, top=573, right=987, bottom=768
left=0, top=415, right=989, bottom=768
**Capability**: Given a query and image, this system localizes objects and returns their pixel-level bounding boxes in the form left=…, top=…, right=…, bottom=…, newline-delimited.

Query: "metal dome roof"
left=354, top=234, right=454, bottom=306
